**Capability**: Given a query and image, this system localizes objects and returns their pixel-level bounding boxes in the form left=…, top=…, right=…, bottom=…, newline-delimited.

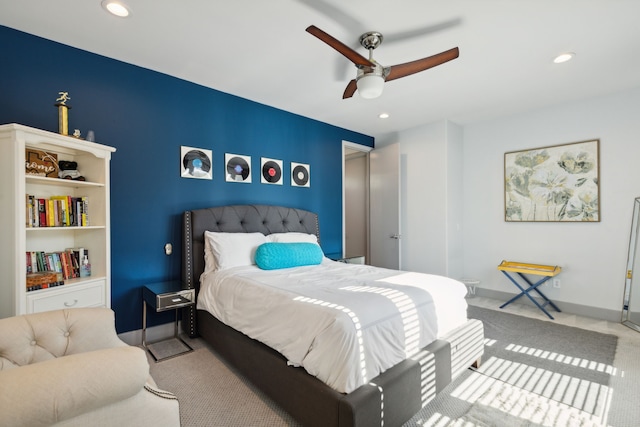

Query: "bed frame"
left=182, top=204, right=484, bottom=427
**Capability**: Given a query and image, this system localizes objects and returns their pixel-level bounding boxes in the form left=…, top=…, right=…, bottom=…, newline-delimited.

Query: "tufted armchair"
left=0, top=308, right=180, bottom=427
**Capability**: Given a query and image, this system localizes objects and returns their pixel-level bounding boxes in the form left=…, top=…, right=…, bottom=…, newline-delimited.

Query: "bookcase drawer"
left=27, top=280, right=106, bottom=313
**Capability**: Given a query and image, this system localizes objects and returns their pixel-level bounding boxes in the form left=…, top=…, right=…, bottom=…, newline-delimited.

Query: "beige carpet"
left=149, top=345, right=298, bottom=426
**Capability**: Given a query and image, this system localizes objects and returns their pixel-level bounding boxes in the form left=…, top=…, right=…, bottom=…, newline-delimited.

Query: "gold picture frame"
left=504, top=139, right=600, bottom=222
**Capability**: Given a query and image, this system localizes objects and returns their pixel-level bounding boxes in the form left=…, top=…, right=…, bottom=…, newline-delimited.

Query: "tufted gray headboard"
left=181, top=204, right=320, bottom=337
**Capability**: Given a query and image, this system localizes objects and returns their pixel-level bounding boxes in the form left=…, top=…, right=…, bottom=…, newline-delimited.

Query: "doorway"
left=342, top=141, right=372, bottom=262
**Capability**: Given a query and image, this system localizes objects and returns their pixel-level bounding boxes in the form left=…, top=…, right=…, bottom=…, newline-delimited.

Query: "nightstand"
left=142, top=280, right=195, bottom=361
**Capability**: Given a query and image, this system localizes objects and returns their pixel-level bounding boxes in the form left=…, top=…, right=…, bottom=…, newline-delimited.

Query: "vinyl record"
left=292, top=163, right=309, bottom=187
left=183, top=150, right=211, bottom=174
left=226, top=156, right=250, bottom=181
left=262, top=161, right=282, bottom=183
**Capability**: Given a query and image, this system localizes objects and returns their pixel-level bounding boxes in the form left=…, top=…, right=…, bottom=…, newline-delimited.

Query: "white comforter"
left=197, top=259, right=468, bottom=393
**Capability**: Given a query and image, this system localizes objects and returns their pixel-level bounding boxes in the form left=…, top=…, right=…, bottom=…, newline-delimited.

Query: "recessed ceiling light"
left=101, top=0, right=130, bottom=17
left=553, top=52, right=575, bottom=64
left=378, top=113, right=390, bottom=119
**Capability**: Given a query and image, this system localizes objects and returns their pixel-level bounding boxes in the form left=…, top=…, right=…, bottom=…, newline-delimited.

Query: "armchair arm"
left=0, top=346, right=149, bottom=427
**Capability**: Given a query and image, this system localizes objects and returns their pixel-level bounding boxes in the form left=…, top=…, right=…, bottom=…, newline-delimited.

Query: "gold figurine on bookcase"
left=54, top=91, right=71, bottom=135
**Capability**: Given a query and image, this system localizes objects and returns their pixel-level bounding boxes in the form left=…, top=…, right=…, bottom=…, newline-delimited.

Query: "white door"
left=369, top=143, right=400, bottom=269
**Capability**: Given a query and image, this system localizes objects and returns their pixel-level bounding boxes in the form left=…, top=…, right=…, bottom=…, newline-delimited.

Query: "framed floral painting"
left=504, top=139, right=600, bottom=222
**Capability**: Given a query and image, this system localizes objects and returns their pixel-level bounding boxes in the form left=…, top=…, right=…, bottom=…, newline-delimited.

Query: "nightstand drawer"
left=155, top=289, right=194, bottom=311
left=143, top=285, right=194, bottom=312
left=28, top=280, right=106, bottom=313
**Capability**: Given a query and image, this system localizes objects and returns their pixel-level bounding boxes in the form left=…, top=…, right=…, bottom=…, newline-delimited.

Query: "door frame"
left=342, top=140, right=372, bottom=261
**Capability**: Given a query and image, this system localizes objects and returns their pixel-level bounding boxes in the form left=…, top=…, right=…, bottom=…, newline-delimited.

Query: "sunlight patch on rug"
left=476, top=356, right=613, bottom=417
left=504, top=343, right=617, bottom=376
left=417, top=372, right=607, bottom=427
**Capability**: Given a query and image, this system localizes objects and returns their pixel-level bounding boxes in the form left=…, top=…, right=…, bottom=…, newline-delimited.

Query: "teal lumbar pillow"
left=255, top=242, right=323, bottom=270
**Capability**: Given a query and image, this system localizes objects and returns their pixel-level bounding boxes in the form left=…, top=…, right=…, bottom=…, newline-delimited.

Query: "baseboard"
left=474, top=288, right=623, bottom=323
left=118, top=321, right=177, bottom=346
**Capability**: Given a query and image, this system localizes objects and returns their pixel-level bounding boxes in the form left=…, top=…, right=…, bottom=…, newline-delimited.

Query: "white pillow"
left=266, top=232, right=319, bottom=245
left=204, top=231, right=267, bottom=273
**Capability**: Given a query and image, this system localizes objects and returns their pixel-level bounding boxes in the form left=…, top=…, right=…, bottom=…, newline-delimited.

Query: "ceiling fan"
left=306, top=25, right=459, bottom=99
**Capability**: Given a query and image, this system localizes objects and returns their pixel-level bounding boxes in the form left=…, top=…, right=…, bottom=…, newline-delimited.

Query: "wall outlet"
left=552, top=279, right=561, bottom=288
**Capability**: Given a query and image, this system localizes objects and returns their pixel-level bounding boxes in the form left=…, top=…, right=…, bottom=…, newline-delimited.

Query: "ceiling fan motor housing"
left=357, top=31, right=389, bottom=83
left=359, top=31, right=384, bottom=50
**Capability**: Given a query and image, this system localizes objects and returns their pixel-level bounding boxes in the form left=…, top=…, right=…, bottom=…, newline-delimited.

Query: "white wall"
left=398, top=120, right=463, bottom=278
left=462, top=87, right=640, bottom=316
left=446, top=122, right=464, bottom=278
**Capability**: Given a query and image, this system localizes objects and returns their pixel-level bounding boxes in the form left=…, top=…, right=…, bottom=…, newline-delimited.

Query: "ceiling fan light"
left=357, top=75, right=384, bottom=99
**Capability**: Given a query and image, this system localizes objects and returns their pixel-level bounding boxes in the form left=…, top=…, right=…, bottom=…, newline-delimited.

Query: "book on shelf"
left=26, top=248, right=90, bottom=281
left=26, top=195, right=34, bottom=227
left=81, top=196, right=89, bottom=226
left=26, top=271, right=64, bottom=292
left=66, top=247, right=89, bottom=278
left=50, top=196, right=71, bottom=226
left=37, top=198, right=46, bottom=226
left=25, top=195, right=89, bottom=227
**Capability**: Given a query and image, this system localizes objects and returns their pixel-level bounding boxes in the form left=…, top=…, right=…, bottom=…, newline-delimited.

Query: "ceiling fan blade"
left=383, top=18, right=462, bottom=44
left=386, top=47, right=459, bottom=82
left=299, top=1, right=365, bottom=34
left=342, top=79, right=357, bottom=99
left=306, top=25, right=374, bottom=67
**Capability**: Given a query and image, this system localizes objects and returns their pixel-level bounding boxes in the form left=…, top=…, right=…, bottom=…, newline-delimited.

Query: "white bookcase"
left=0, top=123, right=115, bottom=318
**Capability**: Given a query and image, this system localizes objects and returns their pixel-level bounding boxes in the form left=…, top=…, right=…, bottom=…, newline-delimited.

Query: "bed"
left=182, top=204, right=484, bottom=427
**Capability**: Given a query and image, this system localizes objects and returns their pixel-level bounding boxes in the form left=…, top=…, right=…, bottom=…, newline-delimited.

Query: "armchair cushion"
left=0, top=346, right=149, bottom=427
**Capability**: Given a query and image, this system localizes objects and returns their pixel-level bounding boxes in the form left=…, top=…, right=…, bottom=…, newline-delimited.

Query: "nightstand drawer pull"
left=64, top=299, right=79, bottom=307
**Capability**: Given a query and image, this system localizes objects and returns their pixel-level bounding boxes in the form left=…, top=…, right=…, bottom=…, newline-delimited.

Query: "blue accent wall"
left=0, top=25, right=374, bottom=332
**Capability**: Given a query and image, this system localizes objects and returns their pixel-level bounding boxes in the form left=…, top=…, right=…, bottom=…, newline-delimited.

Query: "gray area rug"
left=149, top=306, right=618, bottom=426
left=405, top=306, right=617, bottom=426
left=468, top=306, right=617, bottom=415
left=411, top=370, right=605, bottom=427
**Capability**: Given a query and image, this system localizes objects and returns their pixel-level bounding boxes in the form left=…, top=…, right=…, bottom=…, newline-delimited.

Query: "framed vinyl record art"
left=181, top=146, right=212, bottom=180
left=261, top=157, right=283, bottom=185
left=291, top=162, right=310, bottom=187
left=504, top=139, right=600, bottom=222
left=225, top=153, right=252, bottom=183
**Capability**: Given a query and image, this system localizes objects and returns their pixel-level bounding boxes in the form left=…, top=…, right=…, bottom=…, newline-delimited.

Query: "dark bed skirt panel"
left=196, top=309, right=483, bottom=427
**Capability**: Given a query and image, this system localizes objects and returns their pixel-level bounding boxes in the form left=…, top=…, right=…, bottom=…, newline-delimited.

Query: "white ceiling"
left=2, top=0, right=640, bottom=139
